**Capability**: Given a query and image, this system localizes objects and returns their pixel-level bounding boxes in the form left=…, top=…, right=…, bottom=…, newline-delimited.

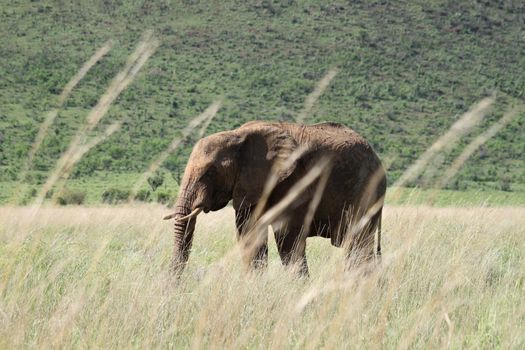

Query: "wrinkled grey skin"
left=168, top=121, right=386, bottom=276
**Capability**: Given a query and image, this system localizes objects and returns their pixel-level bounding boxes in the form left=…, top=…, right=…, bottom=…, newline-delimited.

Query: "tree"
left=147, top=170, right=164, bottom=192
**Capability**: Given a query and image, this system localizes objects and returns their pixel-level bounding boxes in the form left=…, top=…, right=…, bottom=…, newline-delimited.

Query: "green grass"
left=0, top=0, right=524, bottom=194
left=1, top=178, right=523, bottom=207
left=0, top=172, right=180, bottom=205
left=386, top=186, right=525, bottom=207
left=1, top=206, right=524, bottom=348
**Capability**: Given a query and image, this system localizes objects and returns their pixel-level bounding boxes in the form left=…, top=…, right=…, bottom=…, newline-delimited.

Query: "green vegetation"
left=387, top=186, right=525, bottom=207
left=1, top=206, right=524, bottom=348
left=0, top=1, right=524, bottom=204
left=3, top=175, right=522, bottom=207
left=0, top=171, right=179, bottom=205
left=101, top=187, right=131, bottom=204
left=55, top=187, right=85, bottom=206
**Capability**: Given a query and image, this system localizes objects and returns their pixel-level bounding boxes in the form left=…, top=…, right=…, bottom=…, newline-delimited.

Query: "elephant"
left=164, top=121, right=386, bottom=276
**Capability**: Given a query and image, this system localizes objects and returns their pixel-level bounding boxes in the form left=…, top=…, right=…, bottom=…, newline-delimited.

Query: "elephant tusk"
left=162, top=212, right=177, bottom=220
left=179, top=207, right=203, bottom=221
left=163, top=207, right=202, bottom=221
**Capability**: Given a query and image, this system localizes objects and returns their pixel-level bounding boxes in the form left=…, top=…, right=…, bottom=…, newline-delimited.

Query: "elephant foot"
left=287, top=259, right=309, bottom=278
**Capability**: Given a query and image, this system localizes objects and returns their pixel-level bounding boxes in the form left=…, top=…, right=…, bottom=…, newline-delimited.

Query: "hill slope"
left=0, top=0, right=524, bottom=200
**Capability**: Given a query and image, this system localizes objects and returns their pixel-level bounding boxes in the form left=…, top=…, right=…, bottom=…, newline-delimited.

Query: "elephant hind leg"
left=344, top=208, right=382, bottom=270
left=273, top=226, right=309, bottom=277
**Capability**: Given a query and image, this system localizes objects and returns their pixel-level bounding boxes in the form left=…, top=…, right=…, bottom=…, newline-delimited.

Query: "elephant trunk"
left=171, top=191, right=197, bottom=276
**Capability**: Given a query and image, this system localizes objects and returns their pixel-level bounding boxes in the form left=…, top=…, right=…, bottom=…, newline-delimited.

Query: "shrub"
left=499, top=176, right=512, bottom=192
left=147, top=171, right=164, bottom=192
left=134, top=189, right=151, bottom=202
left=447, top=179, right=468, bottom=191
left=56, top=188, right=86, bottom=206
left=45, top=189, right=54, bottom=199
left=18, top=187, right=38, bottom=206
left=156, top=191, right=174, bottom=205
left=101, top=188, right=130, bottom=204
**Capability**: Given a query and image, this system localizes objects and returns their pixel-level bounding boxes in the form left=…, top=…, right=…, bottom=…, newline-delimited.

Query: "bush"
left=101, top=188, right=131, bottom=204
left=18, top=187, right=38, bottom=206
left=156, top=191, right=174, bottom=205
left=499, top=176, right=512, bottom=192
left=447, top=179, right=468, bottom=191
left=147, top=171, right=164, bottom=192
left=56, top=188, right=86, bottom=206
left=134, top=189, right=151, bottom=202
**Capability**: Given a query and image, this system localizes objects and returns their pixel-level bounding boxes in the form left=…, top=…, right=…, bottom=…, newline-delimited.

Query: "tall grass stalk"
left=296, top=68, right=338, bottom=123
left=34, top=33, right=158, bottom=206
left=10, top=40, right=114, bottom=205
left=439, top=106, right=522, bottom=188
left=130, top=100, right=222, bottom=198
left=393, top=95, right=495, bottom=191
left=57, top=40, right=114, bottom=106
left=0, top=206, right=523, bottom=348
left=49, top=121, right=123, bottom=202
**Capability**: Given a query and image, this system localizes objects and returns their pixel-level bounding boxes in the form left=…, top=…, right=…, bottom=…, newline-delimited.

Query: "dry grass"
left=1, top=205, right=523, bottom=349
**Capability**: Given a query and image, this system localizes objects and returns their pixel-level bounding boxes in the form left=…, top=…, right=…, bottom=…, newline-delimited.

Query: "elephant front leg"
left=235, top=206, right=268, bottom=271
left=273, top=226, right=309, bottom=277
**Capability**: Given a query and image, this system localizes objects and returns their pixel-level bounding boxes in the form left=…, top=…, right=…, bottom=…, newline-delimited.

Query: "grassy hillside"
left=0, top=0, right=524, bottom=203
left=1, top=206, right=524, bottom=348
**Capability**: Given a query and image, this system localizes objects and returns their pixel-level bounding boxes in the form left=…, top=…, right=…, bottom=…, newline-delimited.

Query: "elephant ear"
left=233, top=124, right=299, bottom=208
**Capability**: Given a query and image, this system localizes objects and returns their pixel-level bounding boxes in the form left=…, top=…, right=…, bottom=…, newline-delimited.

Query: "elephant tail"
left=376, top=210, right=382, bottom=257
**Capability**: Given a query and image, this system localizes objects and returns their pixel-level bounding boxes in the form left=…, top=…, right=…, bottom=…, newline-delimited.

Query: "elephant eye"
left=220, top=158, right=233, bottom=168
left=204, top=166, right=217, bottom=179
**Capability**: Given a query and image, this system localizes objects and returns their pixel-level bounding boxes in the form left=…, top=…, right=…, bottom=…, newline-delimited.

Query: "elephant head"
left=165, top=122, right=299, bottom=275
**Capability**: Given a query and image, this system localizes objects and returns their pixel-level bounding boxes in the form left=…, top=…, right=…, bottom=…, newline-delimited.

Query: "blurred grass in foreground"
left=0, top=206, right=523, bottom=348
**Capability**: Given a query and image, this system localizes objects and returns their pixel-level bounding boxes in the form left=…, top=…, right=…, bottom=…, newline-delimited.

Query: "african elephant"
left=164, top=121, right=386, bottom=276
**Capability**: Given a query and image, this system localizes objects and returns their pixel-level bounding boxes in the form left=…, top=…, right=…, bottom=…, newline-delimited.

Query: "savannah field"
left=1, top=204, right=524, bottom=349
left=1, top=1, right=525, bottom=349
